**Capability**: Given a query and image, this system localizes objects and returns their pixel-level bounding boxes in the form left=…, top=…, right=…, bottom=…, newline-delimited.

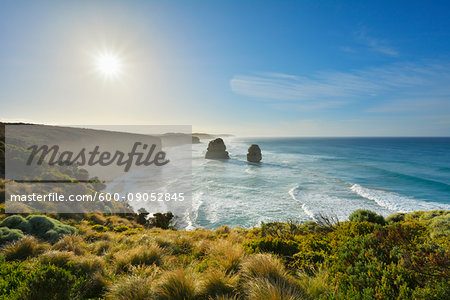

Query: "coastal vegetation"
left=0, top=209, right=447, bottom=299
left=0, top=125, right=448, bottom=299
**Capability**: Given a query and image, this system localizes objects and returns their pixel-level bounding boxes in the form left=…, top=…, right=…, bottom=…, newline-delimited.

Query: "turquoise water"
left=189, top=137, right=450, bottom=229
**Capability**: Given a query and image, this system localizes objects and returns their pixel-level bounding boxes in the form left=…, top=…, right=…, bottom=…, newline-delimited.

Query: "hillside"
left=0, top=209, right=448, bottom=299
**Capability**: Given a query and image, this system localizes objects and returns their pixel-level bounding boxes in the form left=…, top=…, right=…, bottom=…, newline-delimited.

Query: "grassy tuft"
left=2, top=235, right=48, bottom=261
left=156, top=269, right=197, bottom=300
left=114, top=244, right=164, bottom=272
left=198, top=270, right=238, bottom=298
left=246, top=277, right=306, bottom=300
left=105, top=274, right=153, bottom=300
left=52, top=234, right=87, bottom=255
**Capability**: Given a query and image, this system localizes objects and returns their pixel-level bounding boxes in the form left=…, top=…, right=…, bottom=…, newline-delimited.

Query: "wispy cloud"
left=230, top=61, right=450, bottom=112
left=355, top=28, right=399, bottom=57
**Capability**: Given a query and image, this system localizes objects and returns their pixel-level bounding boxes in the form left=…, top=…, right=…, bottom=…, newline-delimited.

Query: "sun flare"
left=94, top=52, right=123, bottom=80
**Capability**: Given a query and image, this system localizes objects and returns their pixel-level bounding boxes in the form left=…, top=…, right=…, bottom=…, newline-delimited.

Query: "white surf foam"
left=350, top=184, right=450, bottom=212
left=288, top=184, right=317, bottom=221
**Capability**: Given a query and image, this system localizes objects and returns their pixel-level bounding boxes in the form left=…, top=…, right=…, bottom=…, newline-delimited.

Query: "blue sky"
left=1, top=0, right=449, bottom=136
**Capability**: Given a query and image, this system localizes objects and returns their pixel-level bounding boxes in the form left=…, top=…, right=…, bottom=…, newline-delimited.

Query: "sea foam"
left=350, top=184, right=450, bottom=212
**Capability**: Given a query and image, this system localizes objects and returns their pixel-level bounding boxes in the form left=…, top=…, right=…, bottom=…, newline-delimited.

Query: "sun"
left=94, top=51, right=123, bottom=80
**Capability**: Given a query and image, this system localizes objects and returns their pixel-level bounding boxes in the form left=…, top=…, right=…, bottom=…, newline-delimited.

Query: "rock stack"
left=192, top=136, right=200, bottom=144
left=247, top=144, right=262, bottom=162
left=205, top=138, right=230, bottom=159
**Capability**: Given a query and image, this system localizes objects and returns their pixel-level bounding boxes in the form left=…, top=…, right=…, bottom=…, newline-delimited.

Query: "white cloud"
left=230, top=61, right=450, bottom=112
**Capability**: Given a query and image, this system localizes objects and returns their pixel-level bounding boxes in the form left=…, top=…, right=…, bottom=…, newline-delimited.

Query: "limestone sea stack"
left=192, top=136, right=200, bottom=144
left=247, top=144, right=262, bottom=162
left=205, top=138, right=230, bottom=159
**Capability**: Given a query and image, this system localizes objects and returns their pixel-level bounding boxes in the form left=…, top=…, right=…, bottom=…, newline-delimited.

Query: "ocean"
left=188, top=137, right=450, bottom=229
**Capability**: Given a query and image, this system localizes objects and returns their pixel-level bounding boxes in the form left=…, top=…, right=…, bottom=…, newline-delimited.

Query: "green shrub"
left=39, top=250, right=106, bottom=298
left=0, top=215, right=76, bottom=243
left=113, top=225, right=129, bottom=233
left=327, top=222, right=449, bottom=299
left=91, top=224, right=109, bottom=232
left=386, top=212, right=406, bottom=224
left=0, top=255, right=85, bottom=300
left=349, top=209, right=386, bottom=225
left=244, top=236, right=300, bottom=257
left=0, top=215, right=31, bottom=232
left=0, top=226, right=24, bottom=245
left=0, top=256, right=34, bottom=297
left=26, top=215, right=76, bottom=242
left=149, top=212, right=174, bottom=229
left=429, top=214, right=449, bottom=239
left=13, top=263, right=81, bottom=300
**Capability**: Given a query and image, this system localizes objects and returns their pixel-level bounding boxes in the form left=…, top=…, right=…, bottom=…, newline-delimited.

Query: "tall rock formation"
left=205, top=138, right=230, bottom=159
left=247, top=144, right=262, bottom=162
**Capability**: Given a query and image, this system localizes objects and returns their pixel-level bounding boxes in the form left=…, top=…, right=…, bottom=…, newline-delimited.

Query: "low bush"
left=91, top=224, right=109, bottom=232
left=13, top=264, right=80, bottom=300
left=386, top=212, right=406, bottom=224
left=429, top=213, right=449, bottom=239
left=149, top=212, right=175, bottom=229
left=113, top=225, right=130, bottom=233
left=0, top=258, right=84, bottom=300
left=0, top=226, right=24, bottom=245
left=0, top=215, right=76, bottom=243
left=348, top=209, right=386, bottom=225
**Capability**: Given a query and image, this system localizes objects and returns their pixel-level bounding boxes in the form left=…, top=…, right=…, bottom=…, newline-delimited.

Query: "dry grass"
left=215, top=225, right=231, bottom=235
left=105, top=274, right=153, bottom=300
left=40, top=250, right=105, bottom=275
left=52, top=234, right=87, bottom=255
left=114, top=244, right=164, bottom=272
left=91, top=240, right=113, bottom=255
left=240, top=254, right=307, bottom=300
left=198, top=270, right=238, bottom=298
left=156, top=269, right=197, bottom=300
left=208, top=240, right=244, bottom=274
left=40, top=250, right=74, bottom=266
left=297, top=269, right=330, bottom=298
left=246, top=277, right=306, bottom=300
left=240, top=254, right=287, bottom=282
left=2, top=235, right=48, bottom=261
